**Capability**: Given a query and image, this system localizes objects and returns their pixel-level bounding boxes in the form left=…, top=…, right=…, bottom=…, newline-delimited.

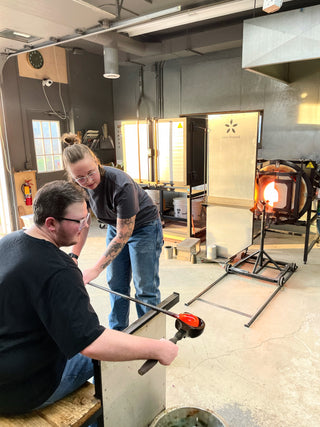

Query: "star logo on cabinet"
left=225, top=120, right=238, bottom=134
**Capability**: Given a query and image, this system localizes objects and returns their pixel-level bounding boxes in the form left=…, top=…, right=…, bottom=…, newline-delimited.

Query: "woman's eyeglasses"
left=74, top=170, right=97, bottom=185
left=56, top=212, right=90, bottom=230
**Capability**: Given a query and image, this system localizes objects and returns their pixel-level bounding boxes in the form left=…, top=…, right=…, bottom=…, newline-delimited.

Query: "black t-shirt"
left=0, top=231, right=105, bottom=414
left=87, top=166, right=158, bottom=228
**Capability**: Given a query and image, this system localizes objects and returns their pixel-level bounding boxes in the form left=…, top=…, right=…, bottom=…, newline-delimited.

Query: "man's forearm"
left=81, top=329, right=178, bottom=366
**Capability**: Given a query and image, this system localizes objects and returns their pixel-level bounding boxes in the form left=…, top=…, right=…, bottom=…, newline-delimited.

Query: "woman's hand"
left=82, top=267, right=101, bottom=284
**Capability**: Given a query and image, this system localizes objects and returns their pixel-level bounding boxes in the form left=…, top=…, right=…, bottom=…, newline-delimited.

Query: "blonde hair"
left=62, top=133, right=104, bottom=181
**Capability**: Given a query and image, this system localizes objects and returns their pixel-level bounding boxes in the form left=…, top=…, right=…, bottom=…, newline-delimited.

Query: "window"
left=32, top=120, right=63, bottom=173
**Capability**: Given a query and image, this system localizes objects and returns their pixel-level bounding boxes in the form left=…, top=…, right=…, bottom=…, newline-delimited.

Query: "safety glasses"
left=56, top=212, right=90, bottom=230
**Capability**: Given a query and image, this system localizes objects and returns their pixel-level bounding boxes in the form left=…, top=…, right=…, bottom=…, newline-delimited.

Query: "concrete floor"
left=76, top=218, right=320, bottom=427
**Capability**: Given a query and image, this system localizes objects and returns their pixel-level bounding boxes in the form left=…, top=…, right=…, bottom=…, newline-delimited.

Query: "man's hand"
left=157, top=339, right=179, bottom=366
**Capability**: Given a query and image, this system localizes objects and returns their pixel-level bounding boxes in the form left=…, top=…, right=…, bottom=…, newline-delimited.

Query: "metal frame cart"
left=186, top=202, right=298, bottom=328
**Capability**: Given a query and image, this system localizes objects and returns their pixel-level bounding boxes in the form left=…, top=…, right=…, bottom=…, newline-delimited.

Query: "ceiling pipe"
left=88, top=32, right=161, bottom=57
left=4, top=6, right=179, bottom=58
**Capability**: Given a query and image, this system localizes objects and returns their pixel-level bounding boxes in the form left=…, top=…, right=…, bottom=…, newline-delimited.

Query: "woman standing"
left=62, top=134, right=163, bottom=331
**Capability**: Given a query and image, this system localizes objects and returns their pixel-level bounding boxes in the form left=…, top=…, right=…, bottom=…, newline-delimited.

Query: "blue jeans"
left=106, top=218, right=163, bottom=330
left=37, top=354, right=94, bottom=408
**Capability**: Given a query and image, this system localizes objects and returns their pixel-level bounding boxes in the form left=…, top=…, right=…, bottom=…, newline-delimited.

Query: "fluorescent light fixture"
left=111, top=6, right=181, bottom=31
left=13, top=31, right=32, bottom=38
left=0, top=28, right=40, bottom=43
left=103, top=47, right=120, bottom=79
left=121, top=0, right=293, bottom=37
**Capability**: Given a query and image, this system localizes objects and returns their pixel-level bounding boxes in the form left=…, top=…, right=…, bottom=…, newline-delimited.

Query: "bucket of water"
left=150, top=406, right=228, bottom=427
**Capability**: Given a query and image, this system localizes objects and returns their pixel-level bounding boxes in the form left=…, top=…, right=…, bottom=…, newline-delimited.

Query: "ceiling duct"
left=103, top=47, right=120, bottom=79
left=120, top=0, right=294, bottom=37
left=242, top=4, right=320, bottom=83
left=88, top=32, right=161, bottom=58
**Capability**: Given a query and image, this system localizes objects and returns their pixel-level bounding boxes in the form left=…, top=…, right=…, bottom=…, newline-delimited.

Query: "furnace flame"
left=264, top=181, right=279, bottom=207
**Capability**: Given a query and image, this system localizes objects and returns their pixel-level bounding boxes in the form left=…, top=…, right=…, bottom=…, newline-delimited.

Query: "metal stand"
left=226, top=201, right=297, bottom=327
left=186, top=202, right=297, bottom=328
left=302, top=200, right=319, bottom=264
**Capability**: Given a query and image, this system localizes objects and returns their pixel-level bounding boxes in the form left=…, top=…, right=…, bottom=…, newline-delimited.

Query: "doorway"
left=0, top=90, right=14, bottom=235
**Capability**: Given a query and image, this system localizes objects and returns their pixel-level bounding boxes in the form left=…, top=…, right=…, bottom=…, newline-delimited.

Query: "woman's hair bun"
left=61, top=133, right=81, bottom=146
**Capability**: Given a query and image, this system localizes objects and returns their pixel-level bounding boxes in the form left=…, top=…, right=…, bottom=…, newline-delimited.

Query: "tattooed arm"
left=82, top=215, right=136, bottom=284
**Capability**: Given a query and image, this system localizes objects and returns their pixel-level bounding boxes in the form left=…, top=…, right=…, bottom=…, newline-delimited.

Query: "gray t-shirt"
left=87, top=166, right=158, bottom=229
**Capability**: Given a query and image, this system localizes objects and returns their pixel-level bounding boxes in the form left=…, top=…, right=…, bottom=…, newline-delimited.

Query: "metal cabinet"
left=116, top=117, right=206, bottom=187
left=115, top=117, right=207, bottom=239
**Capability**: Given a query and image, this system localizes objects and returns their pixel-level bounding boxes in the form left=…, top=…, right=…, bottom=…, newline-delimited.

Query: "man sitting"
left=0, top=180, right=178, bottom=415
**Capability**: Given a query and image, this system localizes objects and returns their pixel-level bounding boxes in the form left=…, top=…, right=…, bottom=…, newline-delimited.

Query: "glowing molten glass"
left=178, top=313, right=200, bottom=327
left=264, top=182, right=279, bottom=207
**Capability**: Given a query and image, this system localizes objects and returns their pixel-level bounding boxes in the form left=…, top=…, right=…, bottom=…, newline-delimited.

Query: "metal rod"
left=88, top=282, right=179, bottom=318
left=229, top=266, right=280, bottom=284
left=303, top=199, right=312, bottom=264
left=244, top=283, right=284, bottom=328
left=231, top=249, right=259, bottom=268
left=242, top=254, right=291, bottom=268
left=185, top=272, right=228, bottom=306
left=259, top=202, right=266, bottom=267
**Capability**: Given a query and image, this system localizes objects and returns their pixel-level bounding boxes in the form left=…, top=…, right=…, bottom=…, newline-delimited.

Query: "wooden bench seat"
left=0, top=382, right=101, bottom=426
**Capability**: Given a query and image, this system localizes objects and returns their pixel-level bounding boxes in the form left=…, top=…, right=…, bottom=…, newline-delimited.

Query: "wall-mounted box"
left=17, top=46, right=68, bottom=84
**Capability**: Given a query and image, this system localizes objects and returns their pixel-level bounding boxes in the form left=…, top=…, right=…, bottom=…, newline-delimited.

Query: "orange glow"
left=264, top=182, right=279, bottom=206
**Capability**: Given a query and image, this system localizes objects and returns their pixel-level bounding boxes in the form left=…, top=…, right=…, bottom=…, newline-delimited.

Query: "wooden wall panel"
left=17, top=46, right=68, bottom=84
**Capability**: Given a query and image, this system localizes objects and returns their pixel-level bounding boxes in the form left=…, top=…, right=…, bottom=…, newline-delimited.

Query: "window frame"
left=27, top=111, right=68, bottom=174
left=32, top=118, right=63, bottom=173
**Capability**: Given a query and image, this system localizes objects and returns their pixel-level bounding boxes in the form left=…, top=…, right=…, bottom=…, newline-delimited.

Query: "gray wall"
left=2, top=50, right=115, bottom=189
left=68, top=51, right=114, bottom=136
left=113, top=48, right=320, bottom=162
left=2, top=44, right=320, bottom=190
left=113, top=64, right=157, bottom=121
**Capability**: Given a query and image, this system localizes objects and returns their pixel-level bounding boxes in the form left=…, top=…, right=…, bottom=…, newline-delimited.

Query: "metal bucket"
left=150, top=406, right=228, bottom=427
left=164, top=245, right=174, bottom=259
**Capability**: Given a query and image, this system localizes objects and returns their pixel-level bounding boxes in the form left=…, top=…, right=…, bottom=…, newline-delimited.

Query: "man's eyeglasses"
left=74, top=170, right=98, bottom=185
left=56, top=212, right=90, bottom=230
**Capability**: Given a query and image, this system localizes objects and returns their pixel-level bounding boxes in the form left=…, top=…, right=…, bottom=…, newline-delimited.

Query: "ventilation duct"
left=242, top=5, right=320, bottom=83
left=103, top=47, right=120, bottom=79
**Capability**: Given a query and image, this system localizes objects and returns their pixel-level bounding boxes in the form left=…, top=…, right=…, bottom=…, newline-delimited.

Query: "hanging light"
left=103, top=46, right=120, bottom=79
